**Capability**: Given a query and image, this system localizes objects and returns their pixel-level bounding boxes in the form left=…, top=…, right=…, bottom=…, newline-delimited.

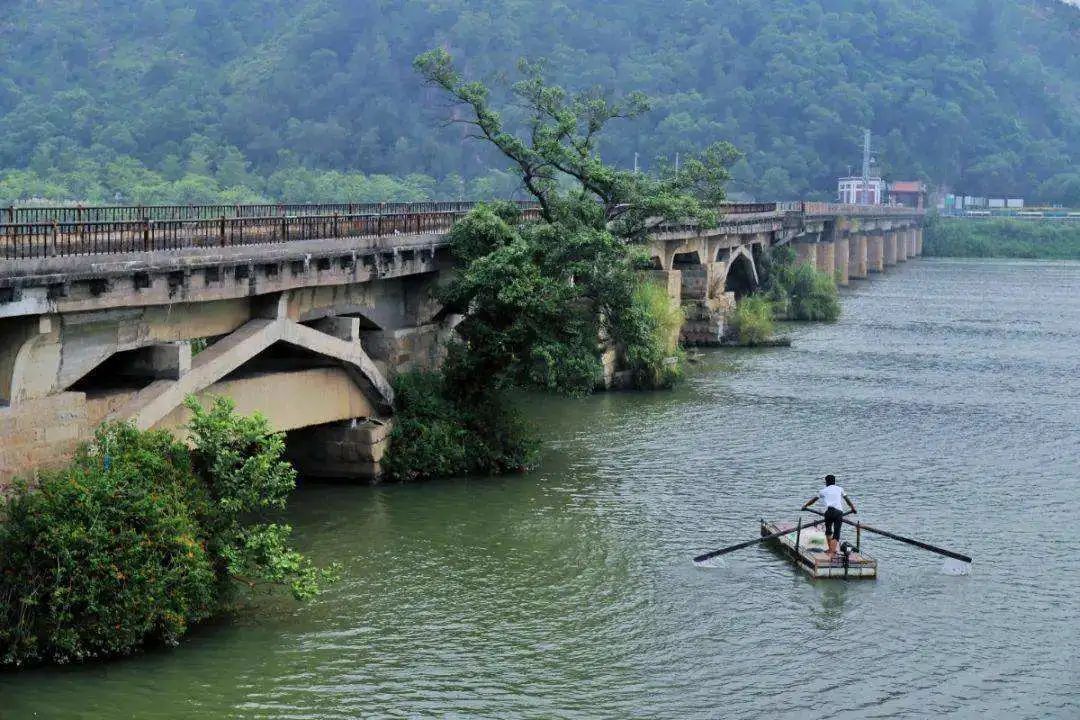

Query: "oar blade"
left=940, top=557, right=972, bottom=576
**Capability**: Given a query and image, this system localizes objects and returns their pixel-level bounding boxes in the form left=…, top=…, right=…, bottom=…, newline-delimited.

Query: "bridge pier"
left=896, top=230, right=908, bottom=262
left=868, top=234, right=885, bottom=273
left=834, top=238, right=850, bottom=286
left=884, top=232, right=898, bottom=267
left=815, top=241, right=835, bottom=278
left=849, top=235, right=868, bottom=279
left=794, top=241, right=817, bottom=269
left=915, top=228, right=923, bottom=256
left=286, top=418, right=391, bottom=482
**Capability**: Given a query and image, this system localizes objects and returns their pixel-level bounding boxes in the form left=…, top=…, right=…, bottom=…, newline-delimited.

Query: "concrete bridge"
left=0, top=200, right=922, bottom=483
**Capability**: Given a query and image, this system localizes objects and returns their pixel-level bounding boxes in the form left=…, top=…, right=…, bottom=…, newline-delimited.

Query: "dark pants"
left=824, top=506, right=843, bottom=540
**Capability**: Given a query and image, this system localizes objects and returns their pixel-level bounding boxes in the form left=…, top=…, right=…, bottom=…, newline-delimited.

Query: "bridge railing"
left=1, top=201, right=538, bottom=225
left=0, top=207, right=543, bottom=260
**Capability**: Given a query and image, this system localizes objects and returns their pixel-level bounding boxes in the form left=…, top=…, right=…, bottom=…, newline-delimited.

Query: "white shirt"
left=819, top=485, right=845, bottom=510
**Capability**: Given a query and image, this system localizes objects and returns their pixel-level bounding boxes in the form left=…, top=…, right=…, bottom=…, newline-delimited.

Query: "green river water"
left=1, top=258, right=1078, bottom=719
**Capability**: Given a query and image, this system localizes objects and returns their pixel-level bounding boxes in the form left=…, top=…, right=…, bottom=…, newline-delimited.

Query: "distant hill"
left=0, top=0, right=1077, bottom=204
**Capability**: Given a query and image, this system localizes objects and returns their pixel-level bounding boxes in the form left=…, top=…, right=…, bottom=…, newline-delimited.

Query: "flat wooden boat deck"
left=761, top=519, right=878, bottom=579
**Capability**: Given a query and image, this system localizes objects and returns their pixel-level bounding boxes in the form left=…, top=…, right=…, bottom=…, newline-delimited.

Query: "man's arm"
left=844, top=494, right=857, bottom=513
left=800, top=496, right=818, bottom=511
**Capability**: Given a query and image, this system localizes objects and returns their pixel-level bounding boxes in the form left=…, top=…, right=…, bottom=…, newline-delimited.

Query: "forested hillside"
left=1, top=0, right=1077, bottom=204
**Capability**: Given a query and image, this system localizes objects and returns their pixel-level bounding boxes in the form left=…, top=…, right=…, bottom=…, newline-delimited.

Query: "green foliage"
left=620, top=280, right=684, bottom=389
left=0, top=424, right=214, bottom=666
left=761, top=247, right=840, bottom=322
left=729, top=295, right=776, bottom=345
left=382, top=370, right=537, bottom=482
left=0, top=1, right=1076, bottom=201
left=923, top=217, right=1080, bottom=260
left=420, top=52, right=731, bottom=395
left=183, top=396, right=337, bottom=602
left=0, top=398, right=335, bottom=667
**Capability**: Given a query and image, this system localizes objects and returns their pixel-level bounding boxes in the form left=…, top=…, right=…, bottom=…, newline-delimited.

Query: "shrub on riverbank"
left=621, top=280, right=685, bottom=389
left=923, top=217, right=1080, bottom=259
left=0, top=397, right=334, bottom=668
left=382, top=370, right=537, bottom=481
left=729, top=295, right=775, bottom=345
left=760, top=246, right=840, bottom=322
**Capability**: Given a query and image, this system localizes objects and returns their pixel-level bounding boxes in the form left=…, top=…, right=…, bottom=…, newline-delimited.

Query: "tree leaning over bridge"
left=385, top=51, right=739, bottom=480
left=415, top=49, right=739, bottom=241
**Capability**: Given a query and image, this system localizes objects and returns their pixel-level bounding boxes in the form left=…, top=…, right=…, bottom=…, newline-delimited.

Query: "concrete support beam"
left=915, top=228, right=924, bottom=256
left=313, top=315, right=361, bottom=342
left=111, top=315, right=393, bottom=431
left=794, top=242, right=818, bottom=269
left=849, top=235, right=868, bottom=279
left=897, top=230, right=908, bottom=262
left=868, top=235, right=885, bottom=273
left=908, top=229, right=918, bottom=257
left=130, top=342, right=192, bottom=380
left=834, top=238, right=850, bottom=286
left=884, top=232, right=898, bottom=266
left=815, top=241, right=835, bottom=278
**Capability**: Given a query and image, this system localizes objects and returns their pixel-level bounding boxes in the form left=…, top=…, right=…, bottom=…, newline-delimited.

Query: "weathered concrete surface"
left=884, top=232, right=898, bottom=266
left=794, top=242, right=817, bottom=268
left=849, top=235, right=868, bottom=279
left=897, top=230, right=909, bottom=262
left=155, top=367, right=377, bottom=434
left=815, top=242, right=836, bottom=277
left=834, top=238, right=850, bottom=286
left=287, top=418, right=392, bottom=481
left=0, top=392, right=88, bottom=481
left=868, top=235, right=885, bottom=273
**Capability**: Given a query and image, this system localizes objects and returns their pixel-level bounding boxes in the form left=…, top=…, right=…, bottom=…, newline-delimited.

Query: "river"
left=2, top=258, right=1078, bottom=719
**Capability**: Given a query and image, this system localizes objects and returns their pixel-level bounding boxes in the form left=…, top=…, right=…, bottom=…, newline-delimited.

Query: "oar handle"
left=803, top=508, right=971, bottom=563
left=693, top=517, right=828, bottom=563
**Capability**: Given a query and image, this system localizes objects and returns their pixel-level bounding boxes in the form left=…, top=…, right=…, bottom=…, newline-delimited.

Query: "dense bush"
left=728, top=295, right=776, bottom=345
left=620, top=280, right=684, bottom=389
left=382, top=369, right=537, bottom=482
left=0, top=424, right=214, bottom=666
left=0, top=397, right=334, bottom=668
left=760, top=246, right=840, bottom=322
left=923, top=217, right=1080, bottom=260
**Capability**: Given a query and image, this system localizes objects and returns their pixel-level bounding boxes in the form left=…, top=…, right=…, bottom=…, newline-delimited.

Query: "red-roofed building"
left=888, top=181, right=926, bottom=209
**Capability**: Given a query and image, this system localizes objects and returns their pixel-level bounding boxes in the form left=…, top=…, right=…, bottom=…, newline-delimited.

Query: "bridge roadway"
left=0, top=200, right=923, bottom=484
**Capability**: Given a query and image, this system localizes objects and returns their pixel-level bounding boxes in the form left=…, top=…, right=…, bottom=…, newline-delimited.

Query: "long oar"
left=804, top=509, right=972, bottom=564
left=692, top=513, right=846, bottom=564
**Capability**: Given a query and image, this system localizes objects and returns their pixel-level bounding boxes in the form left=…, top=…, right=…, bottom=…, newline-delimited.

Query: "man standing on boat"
left=802, top=475, right=857, bottom=558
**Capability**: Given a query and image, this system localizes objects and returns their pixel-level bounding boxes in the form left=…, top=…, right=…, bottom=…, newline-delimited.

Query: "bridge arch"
left=721, top=246, right=759, bottom=299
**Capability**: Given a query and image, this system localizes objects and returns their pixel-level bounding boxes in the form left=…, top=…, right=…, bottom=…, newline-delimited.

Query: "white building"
left=837, top=176, right=885, bottom=205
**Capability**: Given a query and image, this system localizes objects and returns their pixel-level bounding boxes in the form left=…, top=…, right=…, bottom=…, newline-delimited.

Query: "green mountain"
left=1, top=0, right=1077, bottom=204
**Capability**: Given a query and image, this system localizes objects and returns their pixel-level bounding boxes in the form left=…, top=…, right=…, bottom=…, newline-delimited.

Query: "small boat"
left=760, top=518, right=877, bottom=579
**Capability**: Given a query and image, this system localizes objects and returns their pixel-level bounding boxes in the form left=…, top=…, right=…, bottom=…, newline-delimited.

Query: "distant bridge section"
left=0, top=199, right=922, bottom=484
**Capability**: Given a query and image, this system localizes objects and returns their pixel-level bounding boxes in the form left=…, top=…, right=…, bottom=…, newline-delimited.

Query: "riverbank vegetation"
left=0, top=397, right=335, bottom=668
left=0, top=1, right=1077, bottom=203
left=923, top=217, right=1080, bottom=260
left=728, top=296, right=776, bottom=345
left=759, top=247, right=841, bottom=322
left=383, top=51, right=734, bottom=480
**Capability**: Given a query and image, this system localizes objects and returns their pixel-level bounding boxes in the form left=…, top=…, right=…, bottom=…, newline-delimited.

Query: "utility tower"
left=860, top=129, right=872, bottom=205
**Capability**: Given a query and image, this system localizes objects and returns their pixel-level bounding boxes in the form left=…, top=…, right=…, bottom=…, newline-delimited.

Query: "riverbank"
left=923, top=217, right=1080, bottom=259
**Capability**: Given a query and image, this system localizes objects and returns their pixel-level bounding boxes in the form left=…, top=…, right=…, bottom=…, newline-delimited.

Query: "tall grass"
left=728, top=295, right=775, bottom=344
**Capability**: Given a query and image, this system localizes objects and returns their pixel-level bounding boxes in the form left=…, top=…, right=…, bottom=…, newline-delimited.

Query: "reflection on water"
left=2, top=259, right=1079, bottom=719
